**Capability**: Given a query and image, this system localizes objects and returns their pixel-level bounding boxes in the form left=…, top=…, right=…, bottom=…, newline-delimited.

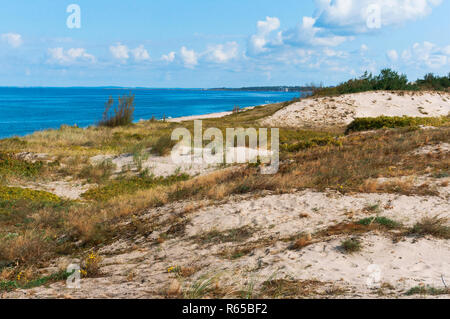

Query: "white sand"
left=262, top=91, right=450, bottom=128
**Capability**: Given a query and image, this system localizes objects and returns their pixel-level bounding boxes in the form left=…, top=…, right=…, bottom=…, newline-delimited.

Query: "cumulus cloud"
left=1, top=33, right=23, bottom=48
left=248, top=16, right=281, bottom=55
left=110, top=43, right=129, bottom=60
left=161, top=52, right=176, bottom=63
left=180, top=46, right=198, bottom=68
left=283, top=16, right=350, bottom=47
left=47, top=47, right=95, bottom=64
left=314, top=0, right=442, bottom=34
left=205, top=42, right=239, bottom=63
left=110, top=43, right=151, bottom=62
left=132, top=45, right=150, bottom=62
left=401, top=41, right=449, bottom=68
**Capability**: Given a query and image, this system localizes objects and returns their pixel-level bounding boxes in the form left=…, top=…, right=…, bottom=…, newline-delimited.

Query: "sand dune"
left=262, top=91, right=450, bottom=129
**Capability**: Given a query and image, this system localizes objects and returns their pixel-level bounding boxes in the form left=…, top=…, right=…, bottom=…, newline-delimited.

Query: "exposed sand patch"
left=13, top=180, right=94, bottom=200
left=5, top=184, right=449, bottom=299
left=262, top=91, right=450, bottom=129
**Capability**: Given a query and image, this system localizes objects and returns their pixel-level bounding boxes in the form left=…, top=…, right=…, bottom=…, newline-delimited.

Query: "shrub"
left=346, top=116, right=450, bottom=133
left=410, top=217, right=449, bottom=239
left=340, top=238, right=362, bottom=254
left=98, top=94, right=135, bottom=127
left=152, top=135, right=176, bottom=156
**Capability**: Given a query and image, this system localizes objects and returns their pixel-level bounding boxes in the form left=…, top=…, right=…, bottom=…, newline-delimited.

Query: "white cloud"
left=387, top=49, right=399, bottom=62
left=132, top=45, right=150, bottom=62
left=287, top=16, right=350, bottom=47
left=401, top=41, right=449, bottom=68
left=180, top=46, right=198, bottom=68
left=205, top=42, right=239, bottom=63
left=47, top=47, right=95, bottom=64
left=248, top=16, right=281, bottom=55
left=161, top=51, right=176, bottom=63
left=314, top=0, right=442, bottom=33
left=110, top=43, right=129, bottom=60
left=1, top=33, right=23, bottom=48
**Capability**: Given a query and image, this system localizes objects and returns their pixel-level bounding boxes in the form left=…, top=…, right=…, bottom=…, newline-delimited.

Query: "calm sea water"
left=0, top=88, right=303, bottom=139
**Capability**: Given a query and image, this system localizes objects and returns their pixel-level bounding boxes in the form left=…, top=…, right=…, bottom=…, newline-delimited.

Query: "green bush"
left=98, top=94, right=135, bottom=127
left=346, top=116, right=450, bottom=134
left=313, top=69, right=450, bottom=97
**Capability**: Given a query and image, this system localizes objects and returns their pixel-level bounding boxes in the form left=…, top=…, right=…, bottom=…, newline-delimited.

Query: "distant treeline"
left=313, top=69, right=450, bottom=97
left=209, top=86, right=314, bottom=92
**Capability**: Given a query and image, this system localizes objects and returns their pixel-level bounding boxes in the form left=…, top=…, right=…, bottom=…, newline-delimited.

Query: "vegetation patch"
left=0, top=186, right=61, bottom=203
left=313, top=69, right=450, bottom=97
left=0, top=270, right=73, bottom=292
left=340, top=238, right=362, bottom=254
left=409, top=217, right=449, bottom=239
left=346, top=116, right=449, bottom=133
left=82, top=173, right=190, bottom=201
left=193, top=227, right=254, bottom=245
left=281, top=137, right=342, bottom=153
left=357, top=217, right=401, bottom=229
left=405, top=285, right=449, bottom=296
left=0, top=152, right=43, bottom=178
left=98, top=94, right=135, bottom=128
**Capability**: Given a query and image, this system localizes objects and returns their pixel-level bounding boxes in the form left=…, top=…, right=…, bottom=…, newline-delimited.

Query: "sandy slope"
left=261, top=91, right=450, bottom=129
left=4, top=175, right=449, bottom=299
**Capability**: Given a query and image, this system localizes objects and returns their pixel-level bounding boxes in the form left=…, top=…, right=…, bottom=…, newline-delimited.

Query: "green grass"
left=0, top=152, right=43, bottom=179
left=82, top=173, right=190, bottom=201
left=0, top=270, right=73, bottom=292
left=357, top=217, right=401, bottom=229
left=405, top=285, right=449, bottom=296
left=346, top=116, right=450, bottom=134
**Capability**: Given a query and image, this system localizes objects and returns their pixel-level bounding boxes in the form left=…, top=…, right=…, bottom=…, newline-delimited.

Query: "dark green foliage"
left=346, top=116, right=450, bottom=133
left=357, top=217, right=401, bottom=229
left=313, top=69, right=450, bottom=97
left=416, top=73, right=450, bottom=91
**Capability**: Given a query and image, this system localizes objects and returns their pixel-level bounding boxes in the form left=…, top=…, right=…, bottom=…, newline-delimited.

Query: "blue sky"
left=0, top=0, right=449, bottom=87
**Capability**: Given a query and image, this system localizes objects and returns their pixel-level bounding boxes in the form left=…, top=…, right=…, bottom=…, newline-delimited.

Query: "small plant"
left=357, top=217, right=401, bottom=229
left=183, top=274, right=218, bottom=299
left=80, top=252, right=102, bottom=278
left=340, top=238, right=362, bottom=254
left=409, top=216, right=449, bottom=239
left=98, top=94, right=135, bottom=127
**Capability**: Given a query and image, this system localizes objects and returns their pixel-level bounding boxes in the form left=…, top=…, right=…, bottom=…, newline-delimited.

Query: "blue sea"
left=0, top=88, right=303, bottom=139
